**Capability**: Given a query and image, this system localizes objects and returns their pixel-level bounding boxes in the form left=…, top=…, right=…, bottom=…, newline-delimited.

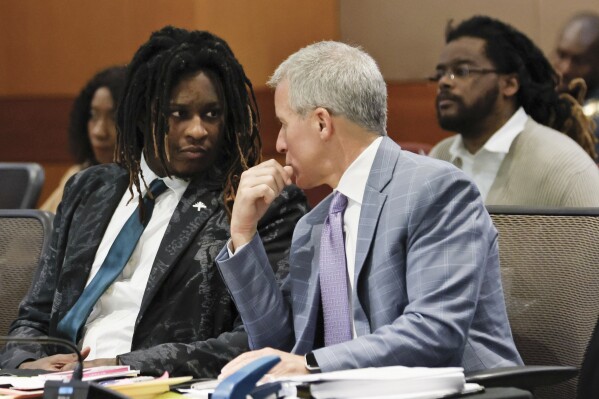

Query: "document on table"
left=0, top=365, right=139, bottom=390
left=185, top=366, right=483, bottom=399
left=271, top=366, right=480, bottom=399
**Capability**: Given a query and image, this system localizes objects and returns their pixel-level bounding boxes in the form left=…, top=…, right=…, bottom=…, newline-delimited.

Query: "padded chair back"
left=488, top=206, right=599, bottom=399
left=0, top=162, right=45, bottom=208
left=0, top=210, right=54, bottom=344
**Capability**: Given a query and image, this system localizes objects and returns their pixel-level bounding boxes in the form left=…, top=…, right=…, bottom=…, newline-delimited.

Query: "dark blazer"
left=0, top=164, right=308, bottom=377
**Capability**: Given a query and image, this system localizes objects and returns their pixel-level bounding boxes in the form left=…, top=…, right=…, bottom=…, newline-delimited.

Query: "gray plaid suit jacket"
left=216, top=137, right=523, bottom=372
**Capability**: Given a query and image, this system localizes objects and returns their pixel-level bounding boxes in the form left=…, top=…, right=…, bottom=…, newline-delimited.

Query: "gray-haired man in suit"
left=215, top=41, right=523, bottom=376
left=0, top=27, right=308, bottom=378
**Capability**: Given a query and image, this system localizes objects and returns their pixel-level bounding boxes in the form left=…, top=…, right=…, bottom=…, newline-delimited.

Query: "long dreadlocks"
left=116, top=26, right=261, bottom=217
left=446, top=16, right=597, bottom=159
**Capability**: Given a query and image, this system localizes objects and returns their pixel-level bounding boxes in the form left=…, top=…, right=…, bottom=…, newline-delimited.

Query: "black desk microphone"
left=0, top=336, right=128, bottom=399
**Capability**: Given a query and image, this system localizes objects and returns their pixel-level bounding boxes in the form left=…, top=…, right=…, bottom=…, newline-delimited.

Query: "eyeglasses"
left=429, top=65, right=498, bottom=82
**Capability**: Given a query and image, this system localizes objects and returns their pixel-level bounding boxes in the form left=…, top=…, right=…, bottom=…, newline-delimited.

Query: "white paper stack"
left=274, top=366, right=475, bottom=399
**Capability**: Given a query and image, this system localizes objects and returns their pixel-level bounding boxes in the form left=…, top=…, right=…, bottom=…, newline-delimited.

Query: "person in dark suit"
left=0, top=26, right=308, bottom=378
left=215, top=41, right=522, bottom=377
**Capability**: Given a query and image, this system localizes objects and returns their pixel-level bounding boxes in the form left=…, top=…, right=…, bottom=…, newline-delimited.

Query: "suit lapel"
left=354, top=137, right=397, bottom=278
left=353, top=137, right=398, bottom=335
left=291, top=195, right=331, bottom=352
left=57, top=169, right=129, bottom=315
left=138, top=179, right=222, bottom=318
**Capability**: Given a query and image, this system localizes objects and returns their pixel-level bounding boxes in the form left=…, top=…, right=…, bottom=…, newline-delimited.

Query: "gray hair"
left=268, top=41, right=387, bottom=135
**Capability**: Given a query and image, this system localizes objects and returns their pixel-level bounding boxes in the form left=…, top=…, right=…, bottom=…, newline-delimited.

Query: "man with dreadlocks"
left=430, top=15, right=599, bottom=207
left=0, top=26, right=308, bottom=377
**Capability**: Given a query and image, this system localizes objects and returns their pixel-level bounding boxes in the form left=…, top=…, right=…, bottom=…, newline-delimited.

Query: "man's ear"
left=501, top=74, right=519, bottom=98
left=314, top=107, right=334, bottom=140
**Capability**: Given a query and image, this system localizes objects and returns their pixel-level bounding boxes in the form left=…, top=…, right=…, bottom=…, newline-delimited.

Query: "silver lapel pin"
left=193, top=201, right=207, bottom=212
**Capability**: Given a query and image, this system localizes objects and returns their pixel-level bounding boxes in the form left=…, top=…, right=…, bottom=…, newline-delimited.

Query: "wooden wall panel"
left=340, top=0, right=599, bottom=82
left=0, top=81, right=449, bottom=207
left=234, top=81, right=448, bottom=157
left=256, top=81, right=449, bottom=158
left=0, top=1, right=195, bottom=96
left=0, top=0, right=339, bottom=207
left=387, top=81, right=449, bottom=144
left=0, top=0, right=339, bottom=96
left=189, top=1, right=340, bottom=90
left=3, top=0, right=598, bottom=207
left=0, top=97, right=72, bottom=163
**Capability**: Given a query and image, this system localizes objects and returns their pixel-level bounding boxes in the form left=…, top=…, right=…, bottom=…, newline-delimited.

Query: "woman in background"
left=40, top=66, right=126, bottom=212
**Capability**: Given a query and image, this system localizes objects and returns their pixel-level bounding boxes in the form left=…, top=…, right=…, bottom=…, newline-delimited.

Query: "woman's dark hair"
left=446, top=15, right=596, bottom=158
left=68, top=66, right=127, bottom=164
left=116, top=26, right=261, bottom=217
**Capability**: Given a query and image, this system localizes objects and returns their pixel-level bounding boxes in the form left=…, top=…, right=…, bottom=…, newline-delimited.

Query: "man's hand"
left=61, top=357, right=118, bottom=371
left=219, top=347, right=308, bottom=379
left=18, top=347, right=91, bottom=371
left=230, top=160, right=294, bottom=251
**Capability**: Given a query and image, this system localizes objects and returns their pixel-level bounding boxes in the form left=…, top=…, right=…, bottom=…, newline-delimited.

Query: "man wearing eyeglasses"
left=430, top=16, right=599, bottom=207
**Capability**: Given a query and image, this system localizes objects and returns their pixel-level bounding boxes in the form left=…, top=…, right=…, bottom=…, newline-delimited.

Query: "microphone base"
left=44, top=380, right=129, bottom=399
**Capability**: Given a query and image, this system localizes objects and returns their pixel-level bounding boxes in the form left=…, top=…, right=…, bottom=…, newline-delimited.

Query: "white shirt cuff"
left=226, top=239, right=249, bottom=257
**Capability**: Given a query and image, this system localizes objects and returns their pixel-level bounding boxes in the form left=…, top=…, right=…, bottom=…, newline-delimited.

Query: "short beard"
left=436, top=85, right=500, bottom=139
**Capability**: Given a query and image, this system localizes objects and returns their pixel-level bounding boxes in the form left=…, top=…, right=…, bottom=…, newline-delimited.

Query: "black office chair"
left=466, top=207, right=599, bottom=399
left=0, top=162, right=45, bottom=208
left=0, top=209, right=54, bottom=343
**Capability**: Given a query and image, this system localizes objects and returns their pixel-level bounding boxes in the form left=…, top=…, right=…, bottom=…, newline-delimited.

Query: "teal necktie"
left=56, top=179, right=168, bottom=343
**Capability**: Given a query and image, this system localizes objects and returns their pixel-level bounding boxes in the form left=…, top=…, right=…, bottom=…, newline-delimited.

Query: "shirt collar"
left=140, top=153, right=189, bottom=197
left=449, top=107, right=527, bottom=161
left=336, top=137, right=383, bottom=205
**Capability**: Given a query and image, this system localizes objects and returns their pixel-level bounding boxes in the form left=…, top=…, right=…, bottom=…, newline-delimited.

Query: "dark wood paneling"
left=253, top=88, right=278, bottom=158
left=387, top=81, right=450, bottom=145
left=0, top=82, right=449, bottom=207
left=255, top=81, right=450, bottom=158
left=255, top=81, right=450, bottom=206
left=0, top=97, right=73, bottom=162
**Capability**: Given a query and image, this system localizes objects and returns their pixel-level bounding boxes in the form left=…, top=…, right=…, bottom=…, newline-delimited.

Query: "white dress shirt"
left=81, top=155, right=189, bottom=359
left=448, top=107, right=527, bottom=200
left=228, top=137, right=382, bottom=338
left=335, top=137, right=382, bottom=292
left=334, top=136, right=382, bottom=336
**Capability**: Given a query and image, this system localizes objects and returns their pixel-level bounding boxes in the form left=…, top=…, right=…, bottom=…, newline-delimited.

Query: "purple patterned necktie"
left=319, top=191, right=352, bottom=346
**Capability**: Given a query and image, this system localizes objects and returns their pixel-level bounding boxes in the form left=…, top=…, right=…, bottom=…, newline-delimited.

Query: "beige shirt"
left=430, top=117, right=599, bottom=207
left=447, top=107, right=527, bottom=201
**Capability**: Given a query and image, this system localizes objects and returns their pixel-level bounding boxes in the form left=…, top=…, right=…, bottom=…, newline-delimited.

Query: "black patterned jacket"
left=0, top=164, right=308, bottom=377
